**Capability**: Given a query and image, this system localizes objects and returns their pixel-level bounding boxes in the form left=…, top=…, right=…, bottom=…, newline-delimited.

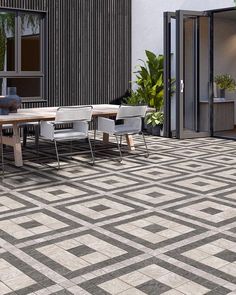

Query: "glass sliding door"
left=164, top=10, right=213, bottom=139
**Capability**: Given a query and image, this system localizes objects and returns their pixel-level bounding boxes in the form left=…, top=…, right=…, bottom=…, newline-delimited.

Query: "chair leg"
left=141, top=132, right=149, bottom=158
left=115, top=135, right=123, bottom=163
left=0, top=127, right=4, bottom=178
left=93, top=129, right=96, bottom=153
left=23, top=126, right=27, bottom=147
left=54, top=140, right=60, bottom=169
left=35, top=124, right=40, bottom=148
left=87, top=135, right=95, bottom=165
left=120, top=135, right=122, bottom=147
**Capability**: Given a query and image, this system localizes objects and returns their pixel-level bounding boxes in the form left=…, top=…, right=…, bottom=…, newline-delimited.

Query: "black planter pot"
left=219, top=89, right=225, bottom=98
left=152, top=125, right=161, bottom=136
left=146, top=124, right=153, bottom=135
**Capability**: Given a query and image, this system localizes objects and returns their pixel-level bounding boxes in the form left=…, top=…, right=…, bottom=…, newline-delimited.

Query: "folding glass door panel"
left=176, top=10, right=212, bottom=139
left=164, top=12, right=176, bottom=137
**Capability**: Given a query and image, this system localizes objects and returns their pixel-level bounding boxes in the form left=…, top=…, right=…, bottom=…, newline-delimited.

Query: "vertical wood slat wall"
left=0, top=0, right=131, bottom=107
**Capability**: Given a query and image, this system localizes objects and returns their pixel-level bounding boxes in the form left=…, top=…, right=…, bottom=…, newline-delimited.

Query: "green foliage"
left=214, top=74, right=236, bottom=92
left=127, top=50, right=174, bottom=111
left=145, top=111, right=164, bottom=127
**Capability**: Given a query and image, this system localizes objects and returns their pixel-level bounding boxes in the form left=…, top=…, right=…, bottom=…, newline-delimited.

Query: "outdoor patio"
left=0, top=135, right=235, bottom=294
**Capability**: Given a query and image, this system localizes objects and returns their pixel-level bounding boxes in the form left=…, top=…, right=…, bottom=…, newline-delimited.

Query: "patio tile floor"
left=0, top=135, right=235, bottom=294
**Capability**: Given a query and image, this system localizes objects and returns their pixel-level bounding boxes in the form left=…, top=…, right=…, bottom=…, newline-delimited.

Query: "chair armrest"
left=97, top=117, right=115, bottom=133
left=40, top=121, right=55, bottom=140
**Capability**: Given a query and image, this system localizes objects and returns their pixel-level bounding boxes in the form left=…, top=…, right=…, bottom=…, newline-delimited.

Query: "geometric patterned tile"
left=104, top=212, right=206, bottom=249
left=22, top=230, right=143, bottom=279
left=56, top=195, right=144, bottom=223
left=79, top=257, right=231, bottom=295
left=165, top=176, right=231, bottom=194
left=0, top=252, right=54, bottom=294
left=128, top=166, right=183, bottom=181
left=81, top=174, right=148, bottom=192
left=1, top=137, right=236, bottom=293
left=20, top=183, right=96, bottom=204
left=166, top=198, right=236, bottom=227
left=0, top=193, right=36, bottom=214
left=0, top=209, right=80, bottom=244
left=115, top=184, right=196, bottom=207
left=166, top=233, right=236, bottom=285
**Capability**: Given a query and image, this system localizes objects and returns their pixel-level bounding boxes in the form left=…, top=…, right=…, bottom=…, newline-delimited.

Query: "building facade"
left=0, top=0, right=131, bottom=108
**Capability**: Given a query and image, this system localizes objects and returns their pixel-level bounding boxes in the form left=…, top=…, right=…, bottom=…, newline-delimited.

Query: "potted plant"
left=126, top=50, right=175, bottom=135
left=145, top=111, right=164, bottom=136
left=214, top=74, right=236, bottom=98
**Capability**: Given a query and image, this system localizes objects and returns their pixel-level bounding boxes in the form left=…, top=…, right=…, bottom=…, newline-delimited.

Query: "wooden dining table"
left=0, top=104, right=137, bottom=167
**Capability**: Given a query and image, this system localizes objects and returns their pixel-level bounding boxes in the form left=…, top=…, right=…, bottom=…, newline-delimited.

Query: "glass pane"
left=0, top=11, right=15, bottom=71
left=21, top=13, right=41, bottom=71
left=184, top=17, right=195, bottom=131
left=7, top=78, right=41, bottom=98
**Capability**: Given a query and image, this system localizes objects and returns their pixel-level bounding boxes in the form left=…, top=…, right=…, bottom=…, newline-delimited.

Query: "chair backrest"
left=116, top=105, right=147, bottom=120
left=55, top=106, right=93, bottom=123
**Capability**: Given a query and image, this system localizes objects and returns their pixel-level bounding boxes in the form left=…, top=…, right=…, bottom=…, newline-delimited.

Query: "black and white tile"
left=0, top=136, right=236, bottom=294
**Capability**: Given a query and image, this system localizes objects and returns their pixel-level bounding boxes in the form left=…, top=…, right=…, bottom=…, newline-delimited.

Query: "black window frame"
left=0, top=7, right=47, bottom=102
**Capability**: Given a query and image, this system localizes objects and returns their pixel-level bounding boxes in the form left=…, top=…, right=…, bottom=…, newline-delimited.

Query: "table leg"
left=126, top=135, right=135, bottom=151
left=103, top=133, right=110, bottom=144
left=12, top=124, right=23, bottom=167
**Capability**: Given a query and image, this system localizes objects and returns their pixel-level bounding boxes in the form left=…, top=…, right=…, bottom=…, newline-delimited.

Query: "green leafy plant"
left=145, top=111, right=164, bottom=127
left=127, top=51, right=171, bottom=110
left=214, top=74, right=236, bottom=91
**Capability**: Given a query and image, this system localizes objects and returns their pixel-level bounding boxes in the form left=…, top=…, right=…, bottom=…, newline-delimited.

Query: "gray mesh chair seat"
left=96, top=105, right=149, bottom=162
left=40, top=106, right=95, bottom=169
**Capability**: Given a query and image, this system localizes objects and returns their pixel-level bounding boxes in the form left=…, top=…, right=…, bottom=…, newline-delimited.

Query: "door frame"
left=164, top=9, right=214, bottom=139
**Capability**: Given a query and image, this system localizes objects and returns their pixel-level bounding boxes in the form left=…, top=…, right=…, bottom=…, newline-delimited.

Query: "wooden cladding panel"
left=0, top=0, right=132, bottom=107
left=47, top=0, right=131, bottom=107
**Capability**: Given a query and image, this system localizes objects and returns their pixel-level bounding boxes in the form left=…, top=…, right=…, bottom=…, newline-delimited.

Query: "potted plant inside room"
left=214, top=74, right=236, bottom=99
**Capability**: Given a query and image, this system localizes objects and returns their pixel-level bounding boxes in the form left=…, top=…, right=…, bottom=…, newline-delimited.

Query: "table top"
left=0, top=104, right=153, bottom=125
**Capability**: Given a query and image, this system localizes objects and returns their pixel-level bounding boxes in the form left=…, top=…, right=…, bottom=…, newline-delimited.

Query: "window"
left=0, top=10, right=46, bottom=100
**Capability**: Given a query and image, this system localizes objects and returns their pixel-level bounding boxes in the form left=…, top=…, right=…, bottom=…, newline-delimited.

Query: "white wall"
left=132, top=0, right=234, bottom=77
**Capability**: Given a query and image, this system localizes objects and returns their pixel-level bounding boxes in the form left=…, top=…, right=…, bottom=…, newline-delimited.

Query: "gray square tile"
left=201, top=207, right=222, bottom=215
left=215, top=250, right=236, bottom=263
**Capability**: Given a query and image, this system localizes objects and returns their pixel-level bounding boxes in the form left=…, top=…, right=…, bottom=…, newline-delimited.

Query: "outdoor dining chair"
left=96, top=105, right=149, bottom=162
left=40, top=106, right=95, bottom=169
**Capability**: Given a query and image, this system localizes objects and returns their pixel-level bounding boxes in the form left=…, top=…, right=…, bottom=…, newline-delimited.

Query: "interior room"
left=213, top=10, right=236, bottom=139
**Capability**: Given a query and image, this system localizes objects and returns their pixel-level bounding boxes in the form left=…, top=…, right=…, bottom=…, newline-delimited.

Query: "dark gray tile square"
left=68, top=245, right=95, bottom=257
left=148, top=192, right=164, bottom=198
left=90, top=205, right=110, bottom=212
left=20, top=221, right=42, bottom=229
left=50, top=190, right=66, bottom=196
left=143, top=224, right=166, bottom=233
left=201, top=207, right=222, bottom=215
left=193, top=181, right=209, bottom=187
left=137, top=279, right=171, bottom=295
left=215, top=250, right=236, bottom=263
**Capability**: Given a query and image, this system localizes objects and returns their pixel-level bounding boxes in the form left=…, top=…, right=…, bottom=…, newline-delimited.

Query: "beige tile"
left=220, top=263, right=236, bottom=277
left=201, top=256, right=230, bottom=269
left=81, top=252, right=108, bottom=264
left=38, top=245, right=90, bottom=271
left=176, top=281, right=210, bottom=295
left=99, top=278, right=131, bottom=294
left=0, top=282, right=11, bottom=295
left=197, top=243, right=224, bottom=255
left=158, top=272, right=189, bottom=288
left=118, top=288, right=146, bottom=295
left=183, top=249, right=210, bottom=261
left=139, top=264, right=169, bottom=280
left=4, top=274, right=35, bottom=291
left=120, top=271, right=150, bottom=287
